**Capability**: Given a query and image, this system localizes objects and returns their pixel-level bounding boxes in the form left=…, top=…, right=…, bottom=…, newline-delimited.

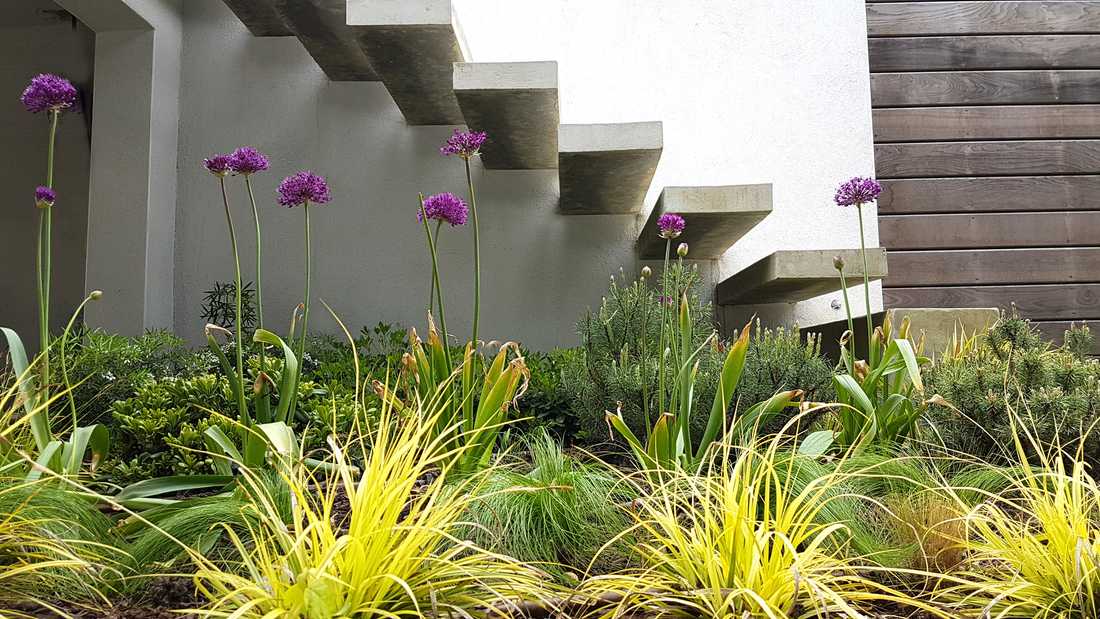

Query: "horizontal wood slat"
left=880, top=211, right=1100, bottom=249
left=1034, top=320, right=1100, bottom=353
left=878, top=176, right=1100, bottom=214
left=869, top=35, right=1100, bottom=71
left=874, top=105, right=1100, bottom=142
left=886, top=248, right=1100, bottom=287
left=868, top=2, right=1100, bottom=37
left=871, top=71, right=1100, bottom=107
left=883, top=284, right=1100, bottom=320
left=875, top=140, right=1100, bottom=178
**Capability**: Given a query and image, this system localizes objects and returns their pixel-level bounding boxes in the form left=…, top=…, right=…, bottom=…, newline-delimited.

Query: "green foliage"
left=737, top=321, right=835, bottom=432
left=511, top=348, right=581, bottom=442
left=199, top=280, right=257, bottom=332
left=461, top=431, right=633, bottom=581
left=565, top=263, right=721, bottom=444
left=927, top=314, right=1100, bottom=464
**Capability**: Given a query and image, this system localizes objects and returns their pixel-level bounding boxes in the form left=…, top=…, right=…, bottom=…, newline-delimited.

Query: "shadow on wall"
left=0, top=5, right=94, bottom=352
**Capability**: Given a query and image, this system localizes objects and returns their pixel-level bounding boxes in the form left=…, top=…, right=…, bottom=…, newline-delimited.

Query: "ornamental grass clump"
left=189, top=382, right=549, bottom=618
left=579, top=437, right=930, bottom=618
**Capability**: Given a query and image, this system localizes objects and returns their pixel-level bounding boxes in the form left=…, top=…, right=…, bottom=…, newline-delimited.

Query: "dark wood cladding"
left=867, top=2, right=1100, bottom=348
left=871, top=71, right=1100, bottom=107
left=868, top=2, right=1100, bottom=37
left=869, top=35, right=1100, bottom=72
left=886, top=249, right=1100, bottom=287
left=878, top=177, right=1100, bottom=214
left=880, top=212, right=1100, bottom=250
left=884, top=284, right=1100, bottom=321
left=874, top=105, right=1100, bottom=142
left=1034, top=321, right=1100, bottom=354
left=876, top=140, right=1100, bottom=178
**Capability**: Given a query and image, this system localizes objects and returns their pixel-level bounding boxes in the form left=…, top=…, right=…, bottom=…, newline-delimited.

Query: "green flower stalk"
left=834, top=176, right=884, bottom=362
left=59, top=289, right=102, bottom=430
left=417, top=192, right=469, bottom=371
left=205, top=153, right=247, bottom=422
left=440, top=129, right=487, bottom=347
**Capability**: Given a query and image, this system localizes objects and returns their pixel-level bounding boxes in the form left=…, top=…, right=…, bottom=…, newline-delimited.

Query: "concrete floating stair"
left=221, top=0, right=294, bottom=36
left=558, top=122, right=664, bottom=214
left=453, top=62, right=560, bottom=169
left=347, top=0, right=467, bottom=125
left=272, top=0, right=379, bottom=81
left=716, top=248, right=889, bottom=305
left=637, top=185, right=773, bottom=259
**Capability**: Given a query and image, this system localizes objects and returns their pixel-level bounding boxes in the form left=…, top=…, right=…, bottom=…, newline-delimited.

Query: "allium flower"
left=203, top=154, right=232, bottom=177
left=834, top=177, right=883, bottom=207
left=657, top=213, right=686, bottom=239
left=228, top=146, right=270, bottom=176
left=419, top=192, right=468, bottom=227
left=440, top=129, right=487, bottom=159
left=20, top=74, right=77, bottom=113
left=34, top=186, right=55, bottom=209
left=277, top=171, right=331, bottom=207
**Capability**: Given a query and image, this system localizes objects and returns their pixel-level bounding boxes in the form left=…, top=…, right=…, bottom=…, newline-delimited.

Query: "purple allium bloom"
left=657, top=213, right=686, bottom=239
left=440, top=129, right=488, bottom=159
left=419, top=192, right=469, bottom=227
left=20, top=74, right=77, bottom=113
left=34, top=186, right=56, bottom=208
left=834, top=176, right=883, bottom=207
left=228, top=146, right=270, bottom=176
left=203, top=154, right=232, bottom=177
left=277, top=171, right=331, bottom=207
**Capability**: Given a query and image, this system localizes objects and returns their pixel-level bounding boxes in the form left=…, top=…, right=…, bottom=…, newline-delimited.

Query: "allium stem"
left=428, top=220, right=442, bottom=316
left=244, top=177, right=264, bottom=333
left=419, top=194, right=452, bottom=372
left=464, top=158, right=481, bottom=348
left=656, top=239, right=672, bottom=432
left=37, top=109, right=59, bottom=396
left=220, top=178, right=248, bottom=424
left=857, top=204, right=874, bottom=356
left=837, top=264, right=856, bottom=368
left=299, top=202, right=312, bottom=364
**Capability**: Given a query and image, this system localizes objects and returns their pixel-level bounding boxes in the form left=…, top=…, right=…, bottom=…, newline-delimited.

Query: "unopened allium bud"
left=89, top=290, right=103, bottom=300
left=641, top=266, right=652, bottom=279
left=34, top=186, right=55, bottom=209
left=833, top=255, right=845, bottom=271
left=677, top=243, right=689, bottom=258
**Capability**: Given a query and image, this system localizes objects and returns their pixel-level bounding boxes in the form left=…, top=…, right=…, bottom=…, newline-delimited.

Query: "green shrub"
left=511, top=348, right=581, bottom=443
left=564, top=263, right=721, bottom=445
left=737, top=321, right=834, bottom=433
left=461, top=431, right=634, bottom=581
left=926, top=314, right=1100, bottom=464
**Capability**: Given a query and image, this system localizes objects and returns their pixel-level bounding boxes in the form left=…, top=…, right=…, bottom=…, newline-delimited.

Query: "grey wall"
left=0, top=7, right=94, bottom=349
left=172, top=0, right=639, bottom=350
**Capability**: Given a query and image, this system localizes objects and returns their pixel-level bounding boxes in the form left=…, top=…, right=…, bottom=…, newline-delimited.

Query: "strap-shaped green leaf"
left=1, top=327, right=47, bottom=450
left=253, top=329, right=300, bottom=424
left=203, top=425, right=243, bottom=475
left=62, top=424, right=108, bottom=475
left=26, top=440, right=62, bottom=481
left=698, top=323, right=751, bottom=459
left=116, top=474, right=234, bottom=501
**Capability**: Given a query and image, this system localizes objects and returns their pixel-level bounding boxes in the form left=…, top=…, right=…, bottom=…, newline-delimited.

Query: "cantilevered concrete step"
left=272, top=0, right=379, bottom=81
left=453, top=62, right=559, bottom=170
left=559, top=122, right=663, bottom=214
left=638, top=185, right=773, bottom=259
left=221, top=0, right=294, bottom=36
left=347, top=0, right=466, bottom=125
left=716, top=249, right=889, bottom=305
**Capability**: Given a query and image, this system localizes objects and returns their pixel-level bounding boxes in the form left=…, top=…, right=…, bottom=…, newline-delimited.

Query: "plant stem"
left=464, top=158, right=481, bottom=347
left=220, top=178, right=248, bottom=423
left=656, top=239, right=671, bottom=428
left=419, top=195, right=452, bottom=373
left=37, top=110, right=59, bottom=396
left=640, top=274, right=651, bottom=431
left=428, top=220, right=442, bottom=317
left=857, top=204, right=874, bottom=357
left=837, top=264, right=856, bottom=367
left=60, top=291, right=97, bottom=430
left=245, top=176, right=266, bottom=387
left=299, top=202, right=312, bottom=362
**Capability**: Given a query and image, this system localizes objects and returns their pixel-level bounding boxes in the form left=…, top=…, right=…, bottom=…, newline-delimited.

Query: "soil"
left=9, top=577, right=200, bottom=619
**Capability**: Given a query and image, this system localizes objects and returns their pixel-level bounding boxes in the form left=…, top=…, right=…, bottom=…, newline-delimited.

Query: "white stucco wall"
left=167, top=0, right=878, bottom=350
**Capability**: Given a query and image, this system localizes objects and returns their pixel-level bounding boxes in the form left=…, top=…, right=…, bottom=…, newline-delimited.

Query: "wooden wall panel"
left=871, top=71, right=1100, bottom=106
left=868, top=2, right=1100, bottom=37
left=886, top=249, right=1100, bottom=287
left=878, top=177, right=1100, bottom=214
left=867, top=2, right=1100, bottom=346
left=1034, top=321, right=1100, bottom=354
left=879, top=212, right=1100, bottom=249
left=873, top=105, right=1100, bottom=141
left=884, top=284, right=1100, bottom=320
left=875, top=140, right=1100, bottom=178
left=869, top=35, right=1100, bottom=72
